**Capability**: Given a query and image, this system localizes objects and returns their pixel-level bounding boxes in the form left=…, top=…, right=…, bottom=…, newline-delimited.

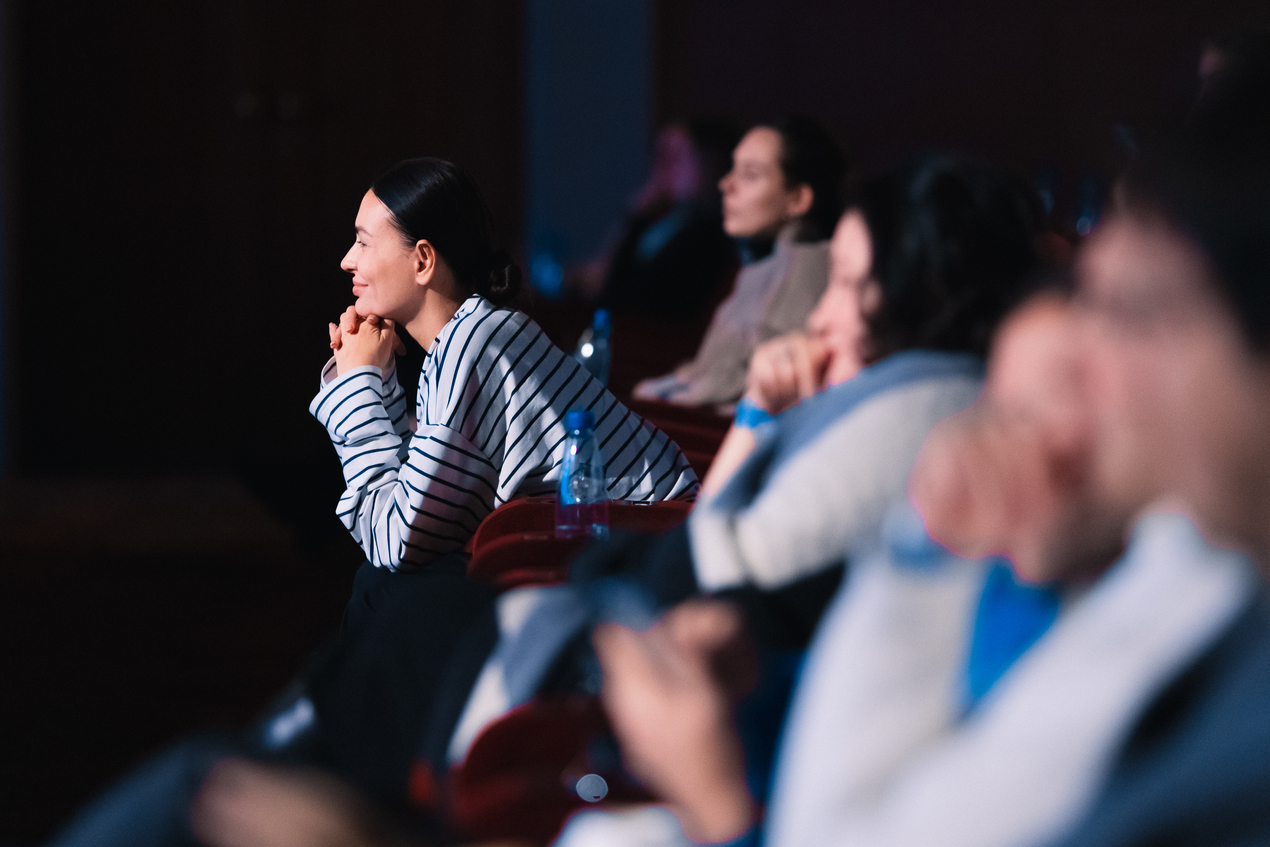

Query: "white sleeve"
left=310, top=360, right=494, bottom=569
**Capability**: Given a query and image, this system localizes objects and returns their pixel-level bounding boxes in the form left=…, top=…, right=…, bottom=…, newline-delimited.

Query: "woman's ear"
left=786, top=184, right=815, bottom=221
left=413, top=239, right=438, bottom=287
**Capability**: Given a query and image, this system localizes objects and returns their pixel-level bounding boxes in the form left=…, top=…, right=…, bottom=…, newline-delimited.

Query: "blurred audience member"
left=668, top=153, right=1040, bottom=597
left=568, top=120, right=740, bottom=324
left=584, top=49, right=1270, bottom=847
left=1197, top=27, right=1270, bottom=97
left=699, top=153, right=1044, bottom=499
left=632, top=115, right=845, bottom=408
left=585, top=282, right=1250, bottom=846
left=1047, top=40, right=1270, bottom=846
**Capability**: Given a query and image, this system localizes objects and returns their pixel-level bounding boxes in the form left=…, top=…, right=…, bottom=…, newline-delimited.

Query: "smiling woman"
left=310, top=158, right=698, bottom=575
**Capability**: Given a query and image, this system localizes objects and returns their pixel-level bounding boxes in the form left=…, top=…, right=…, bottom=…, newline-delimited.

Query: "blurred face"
left=913, top=297, right=1128, bottom=583
left=648, top=126, right=702, bottom=204
left=807, top=211, right=878, bottom=385
left=1075, top=213, right=1270, bottom=553
left=340, top=190, right=422, bottom=321
left=718, top=127, right=810, bottom=239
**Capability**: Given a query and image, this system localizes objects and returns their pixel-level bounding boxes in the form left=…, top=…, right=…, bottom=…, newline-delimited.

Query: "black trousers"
left=303, top=554, right=499, bottom=805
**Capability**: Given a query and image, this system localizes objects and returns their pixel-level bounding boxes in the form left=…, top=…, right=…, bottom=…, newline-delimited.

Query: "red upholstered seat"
left=624, top=397, right=732, bottom=435
left=468, top=497, right=692, bottom=589
left=441, top=696, right=655, bottom=844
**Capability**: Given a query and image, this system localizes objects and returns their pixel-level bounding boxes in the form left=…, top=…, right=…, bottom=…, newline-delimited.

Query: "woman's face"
left=807, top=211, right=878, bottom=384
left=340, top=190, right=422, bottom=321
left=718, top=127, right=809, bottom=239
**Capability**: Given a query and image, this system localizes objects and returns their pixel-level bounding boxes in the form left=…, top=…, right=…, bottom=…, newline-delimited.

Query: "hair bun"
left=484, top=248, right=524, bottom=307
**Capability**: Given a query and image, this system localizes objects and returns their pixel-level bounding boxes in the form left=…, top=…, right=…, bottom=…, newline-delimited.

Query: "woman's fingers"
left=748, top=333, right=819, bottom=414
left=791, top=339, right=820, bottom=400
left=807, top=336, right=834, bottom=388
left=381, top=319, right=407, bottom=356
left=340, top=306, right=360, bottom=334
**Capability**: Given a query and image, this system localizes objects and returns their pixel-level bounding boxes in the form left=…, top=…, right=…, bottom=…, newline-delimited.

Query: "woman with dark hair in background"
left=663, top=153, right=1042, bottom=597
left=568, top=119, right=740, bottom=324
left=699, top=153, right=1043, bottom=497
left=632, top=115, right=846, bottom=408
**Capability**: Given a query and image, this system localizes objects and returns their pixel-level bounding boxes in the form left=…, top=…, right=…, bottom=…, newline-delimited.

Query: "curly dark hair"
left=854, top=153, right=1044, bottom=362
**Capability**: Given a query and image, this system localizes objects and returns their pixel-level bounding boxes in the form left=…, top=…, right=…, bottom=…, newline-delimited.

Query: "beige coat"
left=638, top=232, right=831, bottom=407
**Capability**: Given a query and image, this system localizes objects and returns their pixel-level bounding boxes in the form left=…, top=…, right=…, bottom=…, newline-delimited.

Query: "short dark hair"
left=371, top=158, right=523, bottom=308
left=1126, top=32, right=1270, bottom=351
left=756, top=115, right=848, bottom=242
left=855, top=153, right=1043, bottom=362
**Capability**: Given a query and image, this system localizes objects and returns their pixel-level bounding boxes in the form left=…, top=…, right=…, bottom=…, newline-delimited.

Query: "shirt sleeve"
left=310, top=358, right=494, bottom=570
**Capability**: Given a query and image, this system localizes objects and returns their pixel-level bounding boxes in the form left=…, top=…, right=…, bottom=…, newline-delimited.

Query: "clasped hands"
left=328, top=306, right=405, bottom=376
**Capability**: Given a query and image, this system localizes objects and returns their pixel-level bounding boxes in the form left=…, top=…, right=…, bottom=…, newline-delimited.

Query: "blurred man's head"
left=1075, top=43, right=1270, bottom=562
left=912, top=294, right=1130, bottom=583
left=1075, top=212, right=1269, bottom=557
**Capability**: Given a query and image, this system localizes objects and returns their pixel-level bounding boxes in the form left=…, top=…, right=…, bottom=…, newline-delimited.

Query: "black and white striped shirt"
left=310, top=294, right=699, bottom=570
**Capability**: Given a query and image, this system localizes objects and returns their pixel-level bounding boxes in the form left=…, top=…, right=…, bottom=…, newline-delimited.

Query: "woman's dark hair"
left=371, top=157, right=523, bottom=307
left=757, top=114, right=848, bottom=241
left=855, top=153, right=1043, bottom=362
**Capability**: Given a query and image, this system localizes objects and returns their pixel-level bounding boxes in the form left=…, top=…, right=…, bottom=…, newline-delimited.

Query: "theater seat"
left=468, top=497, right=692, bottom=589
left=626, top=397, right=732, bottom=435
left=443, top=696, right=655, bottom=845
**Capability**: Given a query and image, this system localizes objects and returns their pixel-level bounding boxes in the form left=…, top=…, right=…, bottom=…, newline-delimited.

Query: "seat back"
left=468, top=498, right=692, bottom=589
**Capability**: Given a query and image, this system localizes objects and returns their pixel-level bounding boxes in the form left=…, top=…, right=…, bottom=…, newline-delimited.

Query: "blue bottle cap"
left=565, top=409, right=595, bottom=431
left=592, top=309, right=612, bottom=331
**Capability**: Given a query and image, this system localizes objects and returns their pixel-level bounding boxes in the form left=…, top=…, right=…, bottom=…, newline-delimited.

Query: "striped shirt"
left=310, top=294, right=699, bottom=570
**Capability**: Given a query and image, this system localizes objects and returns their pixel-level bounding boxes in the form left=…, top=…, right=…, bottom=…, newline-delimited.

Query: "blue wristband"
left=734, top=397, right=775, bottom=429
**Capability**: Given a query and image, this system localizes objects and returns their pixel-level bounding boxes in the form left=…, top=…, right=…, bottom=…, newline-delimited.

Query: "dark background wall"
left=3, top=0, right=522, bottom=480
left=654, top=0, right=1270, bottom=223
left=525, top=0, right=652, bottom=287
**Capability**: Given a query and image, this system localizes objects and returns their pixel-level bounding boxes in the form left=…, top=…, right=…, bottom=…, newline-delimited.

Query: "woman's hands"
left=329, top=306, right=406, bottom=376
left=745, top=331, right=833, bottom=416
left=594, top=600, right=758, bottom=843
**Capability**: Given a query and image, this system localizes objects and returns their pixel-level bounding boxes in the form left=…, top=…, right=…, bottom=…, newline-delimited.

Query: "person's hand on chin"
left=745, top=331, right=834, bottom=416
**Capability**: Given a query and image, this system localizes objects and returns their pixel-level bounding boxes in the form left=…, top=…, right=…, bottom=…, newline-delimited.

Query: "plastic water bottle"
left=572, top=309, right=612, bottom=386
left=556, top=409, right=610, bottom=540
